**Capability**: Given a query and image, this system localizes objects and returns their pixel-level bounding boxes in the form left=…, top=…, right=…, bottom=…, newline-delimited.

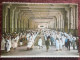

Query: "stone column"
left=63, top=8, right=68, bottom=33
left=54, top=16, right=57, bottom=30
left=16, top=10, right=20, bottom=33
left=14, top=8, right=19, bottom=33
left=65, top=7, right=71, bottom=33
left=53, top=20, right=55, bottom=30
left=60, top=14, right=63, bottom=31
left=20, top=13, right=23, bottom=32
left=10, top=6, right=16, bottom=33
left=58, top=15, right=61, bottom=31
left=54, top=19, right=56, bottom=30
left=10, top=6, right=14, bottom=33
left=73, top=5, right=78, bottom=36
left=57, top=15, right=60, bottom=31
left=5, top=5, right=11, bottom=33
left=70, top=5, right=76, bottom=35
left=56, top=16, right=58, bottom=31
left=18, top=12, right=22, bottom=32
left=56, top=18, right=57, bottom=31
left=3, top=5, right=8, bottom=33
left=75, top=5, right=78, bottom=36
left=71, top=6, right=74, bottom=33
left=2, top=4, right=7, bottom=33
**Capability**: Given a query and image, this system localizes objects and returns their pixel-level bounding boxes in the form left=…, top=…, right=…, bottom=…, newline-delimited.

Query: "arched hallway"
left=1, top=2, right=79, bottom=57
left=2, top=3, right=78, bottom=35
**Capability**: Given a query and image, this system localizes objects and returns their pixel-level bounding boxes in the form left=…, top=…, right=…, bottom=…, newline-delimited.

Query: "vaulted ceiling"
left=3, top=3, right=77, bottom=22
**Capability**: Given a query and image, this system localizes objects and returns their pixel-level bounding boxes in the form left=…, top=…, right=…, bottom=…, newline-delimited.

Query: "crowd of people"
left=1, top=29, right=79, bottom=53
left=43, top=29, right=79, bottom=52
left=1, top=30, right=39, bottom=52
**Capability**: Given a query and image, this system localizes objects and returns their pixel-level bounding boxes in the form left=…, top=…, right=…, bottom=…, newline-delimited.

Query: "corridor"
left=1, top=2, right=79, bottom=57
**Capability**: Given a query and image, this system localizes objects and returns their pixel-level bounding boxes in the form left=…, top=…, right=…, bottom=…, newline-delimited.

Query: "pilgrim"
left=38, top=37, right=43, bottom=49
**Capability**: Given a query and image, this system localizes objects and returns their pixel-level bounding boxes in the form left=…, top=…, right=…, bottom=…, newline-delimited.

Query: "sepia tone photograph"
left=1, top=2, right=79, bottom=57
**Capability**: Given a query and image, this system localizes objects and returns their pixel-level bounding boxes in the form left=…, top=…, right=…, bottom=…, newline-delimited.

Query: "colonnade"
left=2, top=3, right=78, bottom=36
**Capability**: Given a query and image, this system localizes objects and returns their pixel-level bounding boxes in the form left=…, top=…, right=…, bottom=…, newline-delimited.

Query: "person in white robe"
left=32, top=34, right=35, bottom=41
left=26, top=33, right=30, bottom=40
left=44, top=34, right=47, bottom=41
left=56, top=38, right=59, bottom=51
left=59, top=38, right=63, bottom=50
left=16, top=35, right=19, bottom=43
left=62, top=35, right=66, bottom=46
left=72, top=36, right=76, bottom=50
left=15, top=35, right=19, bottom=46
left=13, top=39, right=18, bottom=49
left=11, top=38, right=14, bottom=48
left=19, top=36, right=23, bottom=46
left=38, top=37, right=43, bottom=49
left=11, top=37, right=17, bottom=49
left=27, top=36, right=34, bottom=50
left=6, top=39, right=11, bottom=52
left=56, top=32, right=60, bottom=51
left=9, top=37, right=11, bottom=49
left=1, top=37, right=6, bottom=50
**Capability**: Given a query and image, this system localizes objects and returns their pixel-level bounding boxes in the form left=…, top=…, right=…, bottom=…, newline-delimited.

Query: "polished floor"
left=1, top=45, right=79, bottom=57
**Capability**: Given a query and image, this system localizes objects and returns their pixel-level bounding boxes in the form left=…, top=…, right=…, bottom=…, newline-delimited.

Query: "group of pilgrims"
left=42, top=29, right=79, bottom=52
left=1, top=30, right=39, bottom=52
left=1, top=29, right=79, bottom=53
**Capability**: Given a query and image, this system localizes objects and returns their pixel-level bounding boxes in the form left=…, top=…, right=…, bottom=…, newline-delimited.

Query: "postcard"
left=0, top=1, right=80, bottom=58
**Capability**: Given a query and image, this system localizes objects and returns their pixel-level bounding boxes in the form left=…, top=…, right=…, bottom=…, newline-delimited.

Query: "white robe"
left=27, top=36, right=34, bottom=48
left=62, top=36, right=66, bottom=45
left=6, top=40, right=11, bottom=52
left=59, top=40, right=63, bottom=49
left=14, top=41, right=17, bottom=48
left=38, top=38, right=42, bottom=46
left=1, top=37, right=5, bottom=50
left=16, top=36, right=19, bottom=42
left=56, top=40, right=59, bottom=50
left=9, top=39, right=11, bottom=49
left=27, top=40, right=33, bottom=48
left=13, top=39, right=18, bottom=48
left=11, top=39, right=17, bottom=48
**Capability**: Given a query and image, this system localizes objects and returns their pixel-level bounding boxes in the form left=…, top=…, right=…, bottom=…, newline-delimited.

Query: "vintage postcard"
left=0, top=2, right=80, bottom=58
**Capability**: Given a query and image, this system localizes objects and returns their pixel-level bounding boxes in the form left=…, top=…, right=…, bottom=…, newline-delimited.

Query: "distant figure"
left=62, top=35, right=66, bottom=46
left=5, top=38, right=11, bottom=52
left=1, top=37, right=5, bottom=50
left=38, top=37, right=43, bottom=49
left=67, top=39, right=71, bottom=50
left=45, top=36, right=50, bottom=52
left=72, top=37, right=76, bottom=50
left=50, top=35, right=54, bottom=45
left=65, top=37, right=68, bottom=48
left=56, top=38, right=59, bottom=51
left=13, top=40, right=18, bottom=50
left=26, top=36, right=34, bottom=50
left=44, top=35, right=47, bottom=41
left=59, top=38, right=63, bottom=51
left=75, top=37, right=79, bottom=52
left=19, top=36, right=23, bottom=46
